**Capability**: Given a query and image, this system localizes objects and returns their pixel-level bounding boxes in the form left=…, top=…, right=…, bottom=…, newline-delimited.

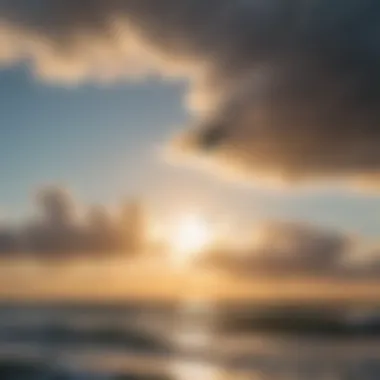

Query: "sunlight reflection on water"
left=171, top=298, right=216, bottom=349
left=171, top=360, right=221, bottom=380
left=1, top=301, right=380, bottom=379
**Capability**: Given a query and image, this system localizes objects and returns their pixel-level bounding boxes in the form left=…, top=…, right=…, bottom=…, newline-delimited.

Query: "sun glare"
left=170, top=215, right=212, bottom=265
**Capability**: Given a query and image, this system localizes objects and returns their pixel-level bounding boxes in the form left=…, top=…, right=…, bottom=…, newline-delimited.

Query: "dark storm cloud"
left=0, top=186, right=148, bottom=257
left=1, top=1, right=380, bottom=184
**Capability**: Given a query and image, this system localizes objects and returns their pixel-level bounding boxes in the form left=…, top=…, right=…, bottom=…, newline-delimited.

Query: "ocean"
left=0, top=301, right=380, bottom=379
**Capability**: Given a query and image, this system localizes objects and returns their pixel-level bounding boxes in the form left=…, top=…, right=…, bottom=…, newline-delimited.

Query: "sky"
left=0, top=0, right=380, bottom=266
left=1, top=64, right=380, bottom=238
left=1, top=0, right=380, bottom=303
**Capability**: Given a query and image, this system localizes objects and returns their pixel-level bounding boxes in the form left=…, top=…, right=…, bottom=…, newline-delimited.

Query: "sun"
left=170, top=215, right=212, bottom=265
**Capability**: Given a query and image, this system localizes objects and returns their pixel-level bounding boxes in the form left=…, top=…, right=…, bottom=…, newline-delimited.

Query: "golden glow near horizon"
left=169, top=214, right=213, bottom=266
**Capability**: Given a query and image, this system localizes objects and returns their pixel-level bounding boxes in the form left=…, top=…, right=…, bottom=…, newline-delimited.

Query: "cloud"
left=202, top=220, right=380, bottom=277
left=1, top=1, right=380, bottom=185
left=0, top=186, right=379, bottom=278
left=0, top=186, right=149, bottom=257
left=248, top=221, right=351, bottom=272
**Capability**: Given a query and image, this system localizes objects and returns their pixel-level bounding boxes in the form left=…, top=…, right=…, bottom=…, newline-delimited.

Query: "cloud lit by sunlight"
left=1, top=1, right=380, bottom=187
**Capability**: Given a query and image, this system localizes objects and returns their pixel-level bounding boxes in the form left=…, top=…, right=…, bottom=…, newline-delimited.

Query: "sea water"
left=0, top=301, right=379, bottom=379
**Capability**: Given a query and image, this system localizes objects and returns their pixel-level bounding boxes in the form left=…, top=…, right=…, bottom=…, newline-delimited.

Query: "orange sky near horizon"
left=2, top=258, right=380, bottom=306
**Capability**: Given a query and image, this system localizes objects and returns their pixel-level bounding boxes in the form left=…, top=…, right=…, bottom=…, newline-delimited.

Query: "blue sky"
left=0, top=66, right=379, bottom=237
